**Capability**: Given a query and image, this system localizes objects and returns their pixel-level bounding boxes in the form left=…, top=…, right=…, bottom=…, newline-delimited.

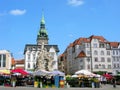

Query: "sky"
left=0, top=0, right=120, bottom=59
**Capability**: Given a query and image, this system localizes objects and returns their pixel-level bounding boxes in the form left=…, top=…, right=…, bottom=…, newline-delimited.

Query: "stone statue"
left=35, top=42, right=54, bottom=71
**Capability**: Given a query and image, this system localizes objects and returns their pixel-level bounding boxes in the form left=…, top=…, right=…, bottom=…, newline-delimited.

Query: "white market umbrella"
left=75, top=69, right=92, bottom=75
left=51, top=70, right=65, bottom=76
left=34, top=70, right=51, bottom=76
left=71, top=75, right=78, bottom=77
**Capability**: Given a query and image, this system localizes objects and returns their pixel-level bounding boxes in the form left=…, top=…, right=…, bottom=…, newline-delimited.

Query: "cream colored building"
left=0, top=50, right=12, bottom=70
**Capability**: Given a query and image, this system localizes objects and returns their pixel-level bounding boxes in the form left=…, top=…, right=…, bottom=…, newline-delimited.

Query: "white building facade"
left=64, top=35, right=115, bottom=74
left=24, top=14, right=59, bottom=71
left=0, top=50, right=12, bottom=70
left=110, top=42, right=120, bottom=75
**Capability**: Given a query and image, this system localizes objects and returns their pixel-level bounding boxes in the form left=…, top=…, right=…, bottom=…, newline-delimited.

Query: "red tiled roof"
left=109, top=42, right=119, bottom=48
left=15, top=67, right=24, bottom=69
left=89, top=35, right=107, bottom=42
left=67, top=35, right=108, bottom=50
left=15, top=59, right=25, bottom=64
left=68, top=43, right=74, bottom=48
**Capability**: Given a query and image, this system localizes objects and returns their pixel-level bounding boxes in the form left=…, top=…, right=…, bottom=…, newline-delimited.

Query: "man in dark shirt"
left=112, top=77, right=116, bottom=88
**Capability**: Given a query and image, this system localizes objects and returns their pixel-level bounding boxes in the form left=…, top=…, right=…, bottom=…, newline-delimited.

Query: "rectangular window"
left=113, top=57, right=115, bottom=61
left=93, top=43, right=97, bottom=48
left=0, top=60, right=1, bottom=67
left=86, top=43, right=90, bottom=48
left=108, top=65, right=111, bottom=69
left=100, top=44, right=104, bottom=48
left=28, top=54, right=30, bottom=60
left=117, top=57, right=119, bottom=61
left=113, top=50, right=115, bottom=55
left=0, top=55, right=1, bottom=67
left=114, top=64, right=116, bottom=68
left=94, top=57, right=98, bottom=62
left=0, top=55, right=1, bottom=60
left=87, top=50, right=90, bottom=55
left=101, top=57, right=105, bottom=62
left=116, top=51, right=119, bottom=55
left=72, top=46, right=75, bottom=52
left=107, top=51, right=110, bottom=55
left=102, top=65, right=105, bottom=69
left=33, top=54, right=36, bottom=61
left=107, top=58, right=111, bottom=62
left=94, top=39, right=97, bottom=42
left=117, top=64, right=119, bottom=68
left=95, top=65, right=98, bottom=69
left=3, top=54, right=6, bottom=67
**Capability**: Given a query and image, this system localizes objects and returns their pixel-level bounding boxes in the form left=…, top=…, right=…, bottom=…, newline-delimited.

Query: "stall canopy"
left=11, top=69, right=28, bottom=75
left=51, top=70, right=65, bottom=76
left=71, top=75, right=78, bottom=78
left=75, top=69, right=92, bottom=75
left=0, top=70, right=10, bottom=74
left=33, top=70, right=52, bottom=76
left=103, top=73, right=113, bottom=80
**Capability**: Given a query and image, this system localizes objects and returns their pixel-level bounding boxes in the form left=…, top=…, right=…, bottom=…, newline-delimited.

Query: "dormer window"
left=100, top=43, right=104, bottom=48
left=94, top=39, right=97, bottom=42
left=33, top=47, right=36, bottom=50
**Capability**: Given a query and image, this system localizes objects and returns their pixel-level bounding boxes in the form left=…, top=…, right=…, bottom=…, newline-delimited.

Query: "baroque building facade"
left=24, top=14, right=59, bottom=71
left=60, top=35, right=120, bottom=75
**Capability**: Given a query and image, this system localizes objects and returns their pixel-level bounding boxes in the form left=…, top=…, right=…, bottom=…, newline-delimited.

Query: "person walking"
left=112, top=77, right=116, bottom=88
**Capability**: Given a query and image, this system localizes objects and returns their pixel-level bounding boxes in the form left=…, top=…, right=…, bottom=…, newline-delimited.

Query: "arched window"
left=101, top=51, right=104, bottom=55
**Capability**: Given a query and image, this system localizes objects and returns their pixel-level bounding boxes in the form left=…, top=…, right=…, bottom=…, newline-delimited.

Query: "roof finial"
left=41, top=9, right=45, bottom=24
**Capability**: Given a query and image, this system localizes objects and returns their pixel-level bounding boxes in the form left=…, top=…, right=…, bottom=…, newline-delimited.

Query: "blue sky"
left=0, top=0, right=120, bottom=59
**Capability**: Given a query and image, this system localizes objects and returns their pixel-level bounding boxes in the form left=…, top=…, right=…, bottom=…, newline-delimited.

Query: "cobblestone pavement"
left=0, top=84, right=120, bottom=90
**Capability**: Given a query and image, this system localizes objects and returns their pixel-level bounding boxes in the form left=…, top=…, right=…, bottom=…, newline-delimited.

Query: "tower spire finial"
left=41, top=9, right=45, bottom=24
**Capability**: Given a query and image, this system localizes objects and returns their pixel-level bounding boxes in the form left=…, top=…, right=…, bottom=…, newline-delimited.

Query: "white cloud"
left=9, top=9, right=26, bottom=15
left=68, top=0, right=84, bottom=6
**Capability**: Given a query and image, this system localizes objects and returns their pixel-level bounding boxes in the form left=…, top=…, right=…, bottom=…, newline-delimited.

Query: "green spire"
left=41, top=12, right=45, bottom=24
left=37, top=11, right=48, bottom=38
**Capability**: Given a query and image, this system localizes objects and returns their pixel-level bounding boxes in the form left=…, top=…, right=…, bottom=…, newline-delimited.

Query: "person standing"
left=112, top=77, right=116, bottom=88
left=11, top=76, right=17, bottom=87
